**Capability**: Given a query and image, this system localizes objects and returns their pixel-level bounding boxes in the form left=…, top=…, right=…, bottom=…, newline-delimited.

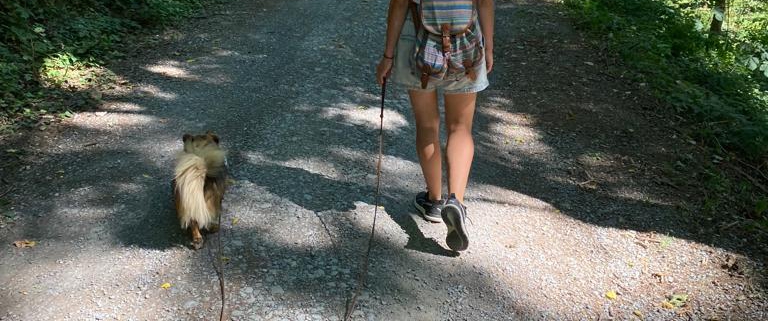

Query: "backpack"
left=410, top=0, right=483, bottom=89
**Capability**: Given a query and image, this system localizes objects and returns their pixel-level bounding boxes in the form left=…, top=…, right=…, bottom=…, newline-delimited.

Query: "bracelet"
left=382, top=54, right=394, bottom=60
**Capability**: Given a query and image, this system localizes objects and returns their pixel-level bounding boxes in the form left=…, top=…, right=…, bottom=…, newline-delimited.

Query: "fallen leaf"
left=661, top=301, right=675, bottom=309
left=160, top=282, right=171, bottom=289
left=605, top=290, right=617, bottom=300
left=13, top=240, right=37, bottom=248
left=231, top=217, right=240, bottom=225
left=220, top=256, right=230, bottom=262
left=659, top=236, right=673, bottom=249
left=633, top=310, right=643, bottom=319
left=667, top=293, right=688, bottom=307
left=142, top=174, right=152, bottom=178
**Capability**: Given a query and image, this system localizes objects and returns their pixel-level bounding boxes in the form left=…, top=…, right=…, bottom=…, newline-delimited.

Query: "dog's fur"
left=173, top=132, right=227, bottom=249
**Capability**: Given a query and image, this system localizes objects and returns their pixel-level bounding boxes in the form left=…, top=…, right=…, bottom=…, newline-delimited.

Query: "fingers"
left=376, top=58, right=393, bottom=86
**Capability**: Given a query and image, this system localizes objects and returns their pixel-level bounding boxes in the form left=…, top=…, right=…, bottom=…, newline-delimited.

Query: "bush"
left=0, top=0, right=208, bottom=126
left=564, top=0, right=768, bottom=161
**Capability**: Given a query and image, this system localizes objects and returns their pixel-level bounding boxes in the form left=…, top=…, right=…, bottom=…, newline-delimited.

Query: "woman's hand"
left=376, top=57, right=394, bottom=86
left=485, top=47, right=493, bottom=74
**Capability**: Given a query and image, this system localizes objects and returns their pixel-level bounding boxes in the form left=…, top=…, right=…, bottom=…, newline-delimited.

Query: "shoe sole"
left=442, top=203, right=468, bottom=251
left=413, top=199, right=443, bottom=223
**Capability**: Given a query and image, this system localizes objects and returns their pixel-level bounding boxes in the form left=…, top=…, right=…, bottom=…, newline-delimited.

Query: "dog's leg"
left=190, top=220, right=204, bottom=250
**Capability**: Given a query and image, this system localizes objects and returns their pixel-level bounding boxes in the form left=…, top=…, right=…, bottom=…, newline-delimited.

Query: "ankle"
left=448, top=193, right=464, bottom=203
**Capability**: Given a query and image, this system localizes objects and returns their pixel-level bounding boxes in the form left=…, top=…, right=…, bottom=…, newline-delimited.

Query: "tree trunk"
left=710, top=0, right=726, bottom=34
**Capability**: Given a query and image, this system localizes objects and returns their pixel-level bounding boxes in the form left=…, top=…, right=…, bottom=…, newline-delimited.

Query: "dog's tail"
left=174, top=148, right=226, bottom=229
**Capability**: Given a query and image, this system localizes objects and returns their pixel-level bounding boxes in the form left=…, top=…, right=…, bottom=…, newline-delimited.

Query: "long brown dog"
left=173, top=132, right=227, bottom=249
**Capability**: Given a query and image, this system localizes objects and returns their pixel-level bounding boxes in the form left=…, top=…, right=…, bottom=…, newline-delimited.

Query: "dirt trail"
left=1, top=0, right=765, bottom=320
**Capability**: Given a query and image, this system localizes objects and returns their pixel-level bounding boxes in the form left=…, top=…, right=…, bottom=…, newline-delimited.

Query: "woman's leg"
left=408, top=89, right=442, bottom=201
left=444, top=92, right=477, bottom=203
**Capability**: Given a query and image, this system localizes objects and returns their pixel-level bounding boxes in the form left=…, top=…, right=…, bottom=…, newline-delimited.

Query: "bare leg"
left=444, top=92, right=477, bottom=203
left=408, top=90, right=442, bottom=201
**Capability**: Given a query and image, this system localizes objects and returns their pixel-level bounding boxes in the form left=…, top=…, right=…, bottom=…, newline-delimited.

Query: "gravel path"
left=1, top=0, right=766, bottom=320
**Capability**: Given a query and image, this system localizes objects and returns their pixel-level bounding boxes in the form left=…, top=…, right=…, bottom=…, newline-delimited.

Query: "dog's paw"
left=191, top=237, right=204, bottom=250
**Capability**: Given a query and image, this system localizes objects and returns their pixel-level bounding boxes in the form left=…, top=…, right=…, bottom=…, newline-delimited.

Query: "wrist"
left=382, top=53, right=394, bottom=60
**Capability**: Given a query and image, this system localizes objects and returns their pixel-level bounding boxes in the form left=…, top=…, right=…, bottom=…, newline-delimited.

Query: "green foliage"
left=0, top=0, right=208, bottom=125
left=564, top=0, right=768, bottom=161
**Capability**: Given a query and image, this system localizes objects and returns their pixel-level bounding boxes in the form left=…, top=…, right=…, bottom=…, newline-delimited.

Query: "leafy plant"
left=564, top=0, right=768, bottom=160
left=0, top=0, right=213, bottom=124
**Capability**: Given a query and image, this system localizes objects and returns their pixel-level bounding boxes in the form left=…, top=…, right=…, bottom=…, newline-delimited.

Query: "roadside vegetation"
left=0, top=0, right=213, bottom=131
left=563, top=0, right=768, bottom=243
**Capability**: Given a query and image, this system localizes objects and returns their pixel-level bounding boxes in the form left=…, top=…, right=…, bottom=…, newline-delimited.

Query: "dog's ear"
left=182, top=134, right=192, bottom=143
left=209, top=133, right=220, bottom=144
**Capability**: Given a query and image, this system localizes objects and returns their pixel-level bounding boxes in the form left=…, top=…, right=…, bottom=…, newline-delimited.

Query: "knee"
left=446, top=121, right=473, bottom=136
left=415, top=121, right=440, bottom=138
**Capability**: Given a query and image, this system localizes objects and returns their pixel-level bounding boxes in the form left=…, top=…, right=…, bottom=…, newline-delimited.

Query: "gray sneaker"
left=414, top=191, right=443, bottom=223
left=441, top=193, right=469, bottom=251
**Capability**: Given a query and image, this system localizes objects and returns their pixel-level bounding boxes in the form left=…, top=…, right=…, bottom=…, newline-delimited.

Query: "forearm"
left=383, top=0, right=411, bottom=57
left=477, top=0, right=494, bottom=51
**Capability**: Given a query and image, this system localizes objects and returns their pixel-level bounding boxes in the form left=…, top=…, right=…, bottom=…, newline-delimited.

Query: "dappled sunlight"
left=68, top=111, right=156, bottom=130
left=240, top=150, right=347, bottom=180
left=320, top=103, right=409, bottom=132
left=575, top=151, right=615, bottom=167
left=134, top=84, right=178, bottom=100
left=210, top=48, right=239, bottom=57
left=144, top=61, right=200, bottom=80
left=282, top=157, right=344, bottom=180
left=468, top=183, right=557, bottom=212
left=3, top=0, right=765, bottom=318
left=607, top=186, right=677, bottom=207
left=340, top=85, right=383, bottom=102
left=241, top=146, right=422, bottom=190
left=477, top=106, right=554, bottom=159
left=97, top=102, right=146, bottom=112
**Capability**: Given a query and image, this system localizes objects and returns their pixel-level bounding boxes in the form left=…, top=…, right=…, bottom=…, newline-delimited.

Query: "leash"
left=344, top=78, right=388, bottom=321
left=216, top=209, right=226, bottom=321
left=205, top=205, right=227, bottom=320
left=215, top=158, right=233, bottom=321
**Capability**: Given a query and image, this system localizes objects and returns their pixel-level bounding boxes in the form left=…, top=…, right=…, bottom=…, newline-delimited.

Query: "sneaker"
left=413, top=191, right=443, bottom=223
left=441, top=193, right=469, bottom=251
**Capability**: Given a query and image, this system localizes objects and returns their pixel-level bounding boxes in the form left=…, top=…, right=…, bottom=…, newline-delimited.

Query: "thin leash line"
left=213, top=169, right=233, bottom=321
left=344, top=78, right=387, bottom=321
left=204, top=207, right=227, bottom=321
left=216, top=206, right=226, bottom=321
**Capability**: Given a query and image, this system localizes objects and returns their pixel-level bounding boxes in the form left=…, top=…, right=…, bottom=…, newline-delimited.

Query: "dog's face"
left=182, top=131, right=220, bottom=153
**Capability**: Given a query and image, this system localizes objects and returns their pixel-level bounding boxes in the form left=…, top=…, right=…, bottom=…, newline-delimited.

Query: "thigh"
left=444, top=92, right=477, bottom=129
left=408, top=90, right=440, bottom=126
